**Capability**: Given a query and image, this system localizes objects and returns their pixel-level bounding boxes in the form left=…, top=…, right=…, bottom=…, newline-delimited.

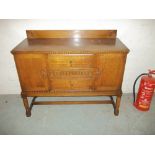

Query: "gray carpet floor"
left=0, top=94, right=155, bottom=135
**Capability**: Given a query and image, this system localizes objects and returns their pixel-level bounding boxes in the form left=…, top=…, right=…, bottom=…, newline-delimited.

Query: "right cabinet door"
left=95, top=53, right=127, bottom=91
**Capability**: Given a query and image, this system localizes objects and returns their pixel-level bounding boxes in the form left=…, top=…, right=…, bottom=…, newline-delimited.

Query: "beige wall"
left=0, top=19, right=155, bottom=94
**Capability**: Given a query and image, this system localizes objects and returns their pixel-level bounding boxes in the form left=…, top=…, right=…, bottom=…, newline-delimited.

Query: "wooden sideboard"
left=11, top=30, right=129, bottom=117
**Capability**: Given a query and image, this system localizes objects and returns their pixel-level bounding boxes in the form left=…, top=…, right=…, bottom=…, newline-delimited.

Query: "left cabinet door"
left=14, top=53, right=49, bottom=91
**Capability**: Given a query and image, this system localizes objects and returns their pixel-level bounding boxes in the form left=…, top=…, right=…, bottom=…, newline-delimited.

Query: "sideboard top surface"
left=11, top=30, right=129, bottom=54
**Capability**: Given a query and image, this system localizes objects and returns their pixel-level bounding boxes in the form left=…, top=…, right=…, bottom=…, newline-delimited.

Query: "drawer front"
left=48, top=54, right=95, bottom=68
left=48, top=68, right=97, bottom=91
left=50, top=79, right=94, bottom=91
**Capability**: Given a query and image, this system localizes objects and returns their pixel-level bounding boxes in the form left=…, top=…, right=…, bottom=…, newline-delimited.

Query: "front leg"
left=21, top=94, right=31, bottom=117
left=114, top=95, right=122, bottom=116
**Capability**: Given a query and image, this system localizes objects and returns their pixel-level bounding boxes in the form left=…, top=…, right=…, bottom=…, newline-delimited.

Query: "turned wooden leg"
left=114, top=95, right=121, bottom=116
left=21, top=96, right=31, bottom=117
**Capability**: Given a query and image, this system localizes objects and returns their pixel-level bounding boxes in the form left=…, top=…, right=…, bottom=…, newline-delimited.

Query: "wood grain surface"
left=12, top=30, right=129, bottom=117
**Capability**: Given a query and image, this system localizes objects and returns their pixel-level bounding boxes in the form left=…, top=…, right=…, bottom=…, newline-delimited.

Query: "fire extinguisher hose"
left=133, top=73, right=148, bottom=103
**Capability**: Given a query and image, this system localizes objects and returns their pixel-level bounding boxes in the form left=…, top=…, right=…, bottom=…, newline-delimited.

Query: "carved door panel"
left=95, top=53, right=126, bottom=91
left=14, top=54, right=49, bottom=91
left=48, top=54, right=97, bottom=91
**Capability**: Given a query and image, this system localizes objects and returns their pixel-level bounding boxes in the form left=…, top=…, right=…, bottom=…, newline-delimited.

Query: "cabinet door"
left=95, top=53, right=127, bottom=91
left=14, top=54, right=49, bottom=91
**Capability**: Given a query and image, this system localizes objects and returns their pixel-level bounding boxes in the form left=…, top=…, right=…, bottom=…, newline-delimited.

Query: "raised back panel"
left=26, top=30, right=117, bottom=39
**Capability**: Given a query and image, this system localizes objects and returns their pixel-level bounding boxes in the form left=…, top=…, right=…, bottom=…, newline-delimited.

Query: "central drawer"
left=47, top=54, right=96, bottom=91
left=48, top=54, right=95, bottom=68
left=50, top=79, right=94, bottom=91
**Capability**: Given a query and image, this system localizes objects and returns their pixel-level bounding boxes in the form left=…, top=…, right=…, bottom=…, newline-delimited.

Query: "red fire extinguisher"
left=133, top=70, right=155, bottom=111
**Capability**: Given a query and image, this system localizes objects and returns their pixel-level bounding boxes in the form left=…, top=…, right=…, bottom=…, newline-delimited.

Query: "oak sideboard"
left=11, top=30, right=129, bottom=117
